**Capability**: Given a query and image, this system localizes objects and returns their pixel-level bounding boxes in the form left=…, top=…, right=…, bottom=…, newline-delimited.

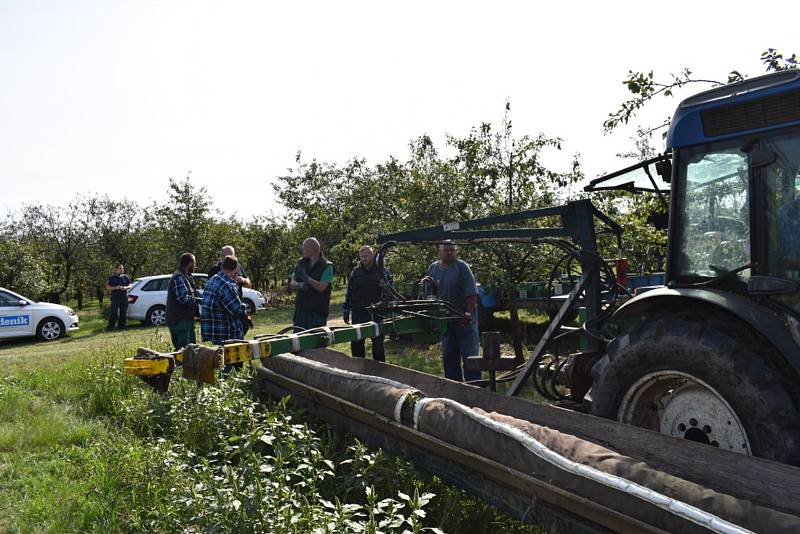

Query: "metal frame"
left=377, top=201, right=615, bottom=328
left=376, top=199, right=622, bottom=397
left=506, top=271, right=593, bottom=396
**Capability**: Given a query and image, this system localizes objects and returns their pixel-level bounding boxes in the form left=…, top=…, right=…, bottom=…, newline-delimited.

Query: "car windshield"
left=676, top=143, right=750, bottom=279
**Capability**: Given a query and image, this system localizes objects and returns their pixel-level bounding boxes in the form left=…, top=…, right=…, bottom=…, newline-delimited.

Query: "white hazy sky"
left=0, top=1, right=796, bottom=219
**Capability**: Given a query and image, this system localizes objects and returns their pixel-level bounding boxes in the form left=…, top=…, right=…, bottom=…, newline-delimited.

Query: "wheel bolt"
left=703, top=425, right=712, bottom=434
left=677, top=423, right=686, bottom=432
left=689, top=418, right=698, bottom=427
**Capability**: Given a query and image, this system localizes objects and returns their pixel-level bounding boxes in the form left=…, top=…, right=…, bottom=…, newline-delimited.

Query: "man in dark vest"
left=289, top=237, right=334, bottom=330
left=342, top=245, right=392, bottom=361
left=106, top=263, right=131, bottom=331
left=166, top=252, right=198, bottom=350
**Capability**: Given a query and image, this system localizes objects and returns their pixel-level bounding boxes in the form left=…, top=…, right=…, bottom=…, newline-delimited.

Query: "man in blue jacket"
left=200, top=255, right=246, bottom=345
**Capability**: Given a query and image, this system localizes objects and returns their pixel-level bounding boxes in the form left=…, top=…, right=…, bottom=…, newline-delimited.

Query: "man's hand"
left=461, top=311, right=472, bottom=326
left=297, top=270, right=309, bottom=283
left=343, top=313, right=350, bottom=325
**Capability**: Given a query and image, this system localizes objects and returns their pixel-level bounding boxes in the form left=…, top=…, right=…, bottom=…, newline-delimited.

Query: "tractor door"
left=760, top=129, right=800, bottom=312
left=671, top=143, right=751, bottom=284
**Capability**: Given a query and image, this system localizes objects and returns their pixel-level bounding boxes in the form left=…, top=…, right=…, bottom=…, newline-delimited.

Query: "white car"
left=127, top=274, right=267, bottom=326
left=0, top=287, right=79, bottom=341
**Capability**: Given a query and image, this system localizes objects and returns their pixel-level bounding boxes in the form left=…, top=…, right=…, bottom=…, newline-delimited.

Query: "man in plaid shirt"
left=200, top=255, right=246, bottom=345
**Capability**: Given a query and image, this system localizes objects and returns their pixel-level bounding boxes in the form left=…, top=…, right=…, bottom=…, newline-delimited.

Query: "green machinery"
left=124, top=301, right=464, bottom=392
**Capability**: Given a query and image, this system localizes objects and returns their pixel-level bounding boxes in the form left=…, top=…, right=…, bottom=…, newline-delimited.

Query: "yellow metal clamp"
left=124, top=357, right=172, bottom=376
left=123, top=341, right=266, bottom=379
left=224, top=340, right=272, bottom=364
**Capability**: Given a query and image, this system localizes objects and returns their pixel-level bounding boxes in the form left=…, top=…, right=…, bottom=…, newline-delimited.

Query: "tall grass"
left=0, top=341, right=542, bottom=533
left=0, top=297, right=552, bottom=533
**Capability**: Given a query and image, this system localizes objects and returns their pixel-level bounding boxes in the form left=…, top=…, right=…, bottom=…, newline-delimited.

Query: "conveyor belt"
left=254, top=349, right=800, bottom=534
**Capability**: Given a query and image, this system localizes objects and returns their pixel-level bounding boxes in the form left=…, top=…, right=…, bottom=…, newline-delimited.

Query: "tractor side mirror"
left=655, top=159, right=672, bottom=184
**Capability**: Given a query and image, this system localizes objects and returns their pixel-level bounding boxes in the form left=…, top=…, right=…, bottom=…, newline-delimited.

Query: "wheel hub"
left=618, top=371, right=751, bottom=455
left=42, top=322, right=61, bottom=339
left=152, top=309, right=166, bottom=325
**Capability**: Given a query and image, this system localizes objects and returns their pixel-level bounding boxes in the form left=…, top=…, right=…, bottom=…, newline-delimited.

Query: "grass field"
left=0, top=291, right=547, bottom=533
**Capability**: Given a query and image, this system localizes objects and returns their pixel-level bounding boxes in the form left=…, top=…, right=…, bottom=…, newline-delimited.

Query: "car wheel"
left=147, top=305, right=167, bottom=326
left=244, top=299, right=256, bottom=315
left=37, top=317, right=65, bottom=341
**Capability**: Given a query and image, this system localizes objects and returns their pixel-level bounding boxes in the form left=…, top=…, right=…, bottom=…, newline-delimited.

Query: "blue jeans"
left=350, top=310, right=385, bottom=362
left=441, top=322, right=480, bottom=382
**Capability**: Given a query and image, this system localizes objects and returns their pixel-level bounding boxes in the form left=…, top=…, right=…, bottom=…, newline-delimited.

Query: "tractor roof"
left=667, top=70, right=800, bottom=149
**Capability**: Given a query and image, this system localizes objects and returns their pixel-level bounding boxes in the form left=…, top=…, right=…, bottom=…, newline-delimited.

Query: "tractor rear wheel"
left=589, top=311, right=800, bottom=465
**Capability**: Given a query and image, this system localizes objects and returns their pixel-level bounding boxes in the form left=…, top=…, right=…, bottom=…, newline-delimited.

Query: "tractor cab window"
left=763, top=132, right=800, bottom=280
left=677, top=146, right=750, bottom=279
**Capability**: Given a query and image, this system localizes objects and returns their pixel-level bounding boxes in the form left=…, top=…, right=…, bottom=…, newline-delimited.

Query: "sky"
left=0, top=1, right=796, bottom=220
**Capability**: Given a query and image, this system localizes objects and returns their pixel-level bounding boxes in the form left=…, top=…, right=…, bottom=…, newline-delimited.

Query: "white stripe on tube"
left=368, top=321, right=380, bottom=338
left=394, top=392, right=409, bottom=423
left=320, top=326, right=335, bottom=345
left=288, top=334, right=301, bottom=352
left=414, top=397, right=752, bottom=534
left=248, top=340, right=262, bottom=359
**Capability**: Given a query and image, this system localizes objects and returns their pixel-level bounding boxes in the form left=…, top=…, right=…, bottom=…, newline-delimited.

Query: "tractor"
left=376, top=70, right=800, bottom=466
left=584, top=70, right=800, bottom=465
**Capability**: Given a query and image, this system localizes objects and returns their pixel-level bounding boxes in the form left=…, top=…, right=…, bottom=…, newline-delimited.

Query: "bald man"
left=289, top=237, right=335, bottom=330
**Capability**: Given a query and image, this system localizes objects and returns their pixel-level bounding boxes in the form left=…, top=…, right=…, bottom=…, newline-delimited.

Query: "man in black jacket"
left=166, top=252, right=198, bottom=350
left=289, top=237, right=334, bottom=330
left=342, top=245, right=392, bottom=361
